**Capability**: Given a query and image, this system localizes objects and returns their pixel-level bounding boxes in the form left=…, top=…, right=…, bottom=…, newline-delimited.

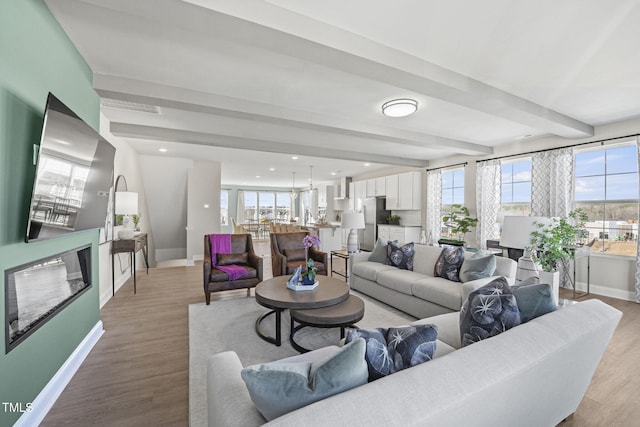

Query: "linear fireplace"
left=5, top=245, right=91, bottom=353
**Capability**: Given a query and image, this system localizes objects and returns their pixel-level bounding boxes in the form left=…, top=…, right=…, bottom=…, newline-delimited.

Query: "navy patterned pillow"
left=386, top=241, right=414, bottom=271
left=460, top=277, right=521, bottom=347
left=434, top=245, right=465, bottom=282
left=345, top=324, right=438, bottom=381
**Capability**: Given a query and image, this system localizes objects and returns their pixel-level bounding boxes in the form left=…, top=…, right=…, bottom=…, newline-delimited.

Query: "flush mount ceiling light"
left=381, top=98, right=418, bottom=118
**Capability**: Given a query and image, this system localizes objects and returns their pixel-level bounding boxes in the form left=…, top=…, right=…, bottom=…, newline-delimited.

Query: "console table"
left=112, top=233, right=149, bottom=295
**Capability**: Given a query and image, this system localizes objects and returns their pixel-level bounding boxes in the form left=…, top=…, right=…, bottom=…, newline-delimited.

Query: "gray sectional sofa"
left=207, top=299, right=621, bottom=426
left=349, top=243, right=517, bottom=319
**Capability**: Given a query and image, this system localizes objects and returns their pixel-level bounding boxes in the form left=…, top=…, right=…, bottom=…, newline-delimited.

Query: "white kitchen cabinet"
left=366, top=179, right=376, bottom=198
left=375, top=176, right=386, bottom=196
left=354, top=180, right=367, bottom=201
left=348, top=182, right=355, bottom=211
left=377, top=225, right=391, bottom=241
left=385, top=174, right=399, bottom=209
left=388, top=225, right=422, bottom=244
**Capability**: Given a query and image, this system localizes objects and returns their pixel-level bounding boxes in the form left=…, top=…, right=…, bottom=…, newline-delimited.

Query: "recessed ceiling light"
left=269, top=168, right=276, bottom=171
left=330, top=172, right=336, bottom=176
left=291, top=156, right=299, bottom=160
left=364, top=163, right=371, bottom=167
left=159, top=148, right=168, bottom=152
left=382, top=98, right=418, bottom=118
left=256, top=175, right=261, bottom=178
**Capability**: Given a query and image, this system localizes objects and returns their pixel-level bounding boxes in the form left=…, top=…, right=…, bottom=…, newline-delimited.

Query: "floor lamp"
left=341, top=212, right=365, bottom=253
left=500, top=216, right=550, bottom=283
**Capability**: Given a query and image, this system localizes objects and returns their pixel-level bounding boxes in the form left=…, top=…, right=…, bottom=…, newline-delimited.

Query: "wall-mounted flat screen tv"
left=26, top=93, right=116, bottom=242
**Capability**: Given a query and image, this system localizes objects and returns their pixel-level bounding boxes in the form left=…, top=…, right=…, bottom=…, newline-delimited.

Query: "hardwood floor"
left=42, top=243, right=639, bottom=426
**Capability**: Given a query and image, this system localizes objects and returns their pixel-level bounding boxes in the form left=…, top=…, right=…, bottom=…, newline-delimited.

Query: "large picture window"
left=499, top=158, right=532, bottom=219
left=441, top=169, right=464, bottom=237
left=220, top=190, right=228, bottom=225
left=575, top=143, right=639, bottom=256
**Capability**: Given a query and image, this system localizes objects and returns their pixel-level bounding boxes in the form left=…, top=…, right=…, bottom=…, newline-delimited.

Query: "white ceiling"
left=45, top=0, right=640, bottom=187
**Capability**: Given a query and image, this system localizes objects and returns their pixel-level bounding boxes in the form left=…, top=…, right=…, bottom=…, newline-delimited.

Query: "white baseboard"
left=574, top=281, right=636, bottom=302
left=14, top=321, right=104, bottom=427
left=100, top=271, right=131, bottom=308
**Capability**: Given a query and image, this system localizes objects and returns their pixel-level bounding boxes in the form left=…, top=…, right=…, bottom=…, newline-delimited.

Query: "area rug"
left=188, top=291, right=415, bottom=426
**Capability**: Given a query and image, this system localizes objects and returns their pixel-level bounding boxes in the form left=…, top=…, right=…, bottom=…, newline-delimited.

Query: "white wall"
left=98, top=112, right=155, bottom=307
left=187, top=160, right=221, bottom=265
left=139, top=155, right=192, bottom=262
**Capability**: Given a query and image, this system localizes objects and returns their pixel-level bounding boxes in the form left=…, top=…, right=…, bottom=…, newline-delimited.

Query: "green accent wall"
left=0, top=2, right=101, bottom=425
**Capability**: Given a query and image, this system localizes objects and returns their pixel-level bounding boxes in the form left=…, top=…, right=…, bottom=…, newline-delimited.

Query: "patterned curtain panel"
left=236, top=190, right=246, bottom=224
left=531, top=148, right=574, bottom=217
left=635, top=138, right=640, bottom=303
left=476, top=160, right=501, bottom=249
left=425, top=170, right=442, bottom=245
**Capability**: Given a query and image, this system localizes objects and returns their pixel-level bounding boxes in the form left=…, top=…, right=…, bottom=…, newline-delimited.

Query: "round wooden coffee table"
left=289, top=294, right=365, bottom=353
left=254, top=276, right=349, bottom=346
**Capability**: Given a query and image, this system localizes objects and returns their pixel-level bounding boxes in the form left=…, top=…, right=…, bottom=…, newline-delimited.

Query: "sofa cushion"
left=434, top=245, right=465, bottom=282
left=284, top=248, right=306, bottom=261
left=412, top=245, right=443, bottom=276
left=386, top=241, right=414, bottom=270
left=351, top=261, right=396, bottom=282
left=413, top=312, right=461, bottom=350
left=512, top=280, right=557, bottom=323
left=216, top=252, right=249, bottom=266
left=460, top=277, right=521, bottom=347
left=459, top=251, right=496, bottom=282
left=412, top=277, right=463, bottom=310
left=210, top=265, right=257, bottom=282
left=240, top=338, right=368, bottom=421
left=344, top=325, right=437, bottom=381
left=369, top=237, right=393, bottom=263
left=376, top=269, right=426, bottom=295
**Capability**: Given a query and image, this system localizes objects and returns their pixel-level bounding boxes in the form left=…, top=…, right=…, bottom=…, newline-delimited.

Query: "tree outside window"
left=575, top=144, right=639, bottom=256
left=498, top=159, right=532, bottom=226
left=441, top=169, right=464, bottom=238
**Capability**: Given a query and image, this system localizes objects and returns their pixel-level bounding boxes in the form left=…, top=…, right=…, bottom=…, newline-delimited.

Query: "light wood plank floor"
left=42, top=243, right=639, bottom=426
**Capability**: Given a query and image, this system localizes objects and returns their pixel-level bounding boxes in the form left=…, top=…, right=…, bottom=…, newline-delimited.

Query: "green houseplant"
left=387, top=214, right=401, bottom=225
left=528, top=209, right=588, bottom=272
left=440, top=204, right=478, bottom=245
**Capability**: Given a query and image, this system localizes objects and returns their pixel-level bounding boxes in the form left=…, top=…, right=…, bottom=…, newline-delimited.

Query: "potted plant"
left=439, top=205, right=478, bottom=246
left=528, top=209, right=588, bottom=272
left=387, top=214, right=401, bottom=225
left=528, top=209, right=588, bottom=302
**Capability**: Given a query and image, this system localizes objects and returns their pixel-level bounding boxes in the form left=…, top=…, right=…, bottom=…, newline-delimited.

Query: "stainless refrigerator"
left=358, top=197, right=390, bottom=251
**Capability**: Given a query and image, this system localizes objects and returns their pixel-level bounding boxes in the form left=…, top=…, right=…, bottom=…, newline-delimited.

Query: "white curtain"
left=476, top=160, right=501, bottom=249
left=236, top=190, right=246, bottom=224
left=634, top=137, right=640, bottom=303
left=289, top=193, right=297, bottom=222
left=425, top=170, right=442, bottom=245
left=531, top=148, right=574, bottom=217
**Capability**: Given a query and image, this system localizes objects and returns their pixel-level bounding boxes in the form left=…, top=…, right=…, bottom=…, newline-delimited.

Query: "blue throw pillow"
left=386, top=241, right=414, bottom=271
left=460, top=277, right=521, bottom=347
left=459, top=251, right=496, bottom=282
left=434, top=245, right=465, bottom=282
left=369, top=237, right=391, bottom=263
left=345, top=324, right=437, bottom=381
left=511, top=282, right=557, bottom=323
left=241, top=338, right=368, bottom=421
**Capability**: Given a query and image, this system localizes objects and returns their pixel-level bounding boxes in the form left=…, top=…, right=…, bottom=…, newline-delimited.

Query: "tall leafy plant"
left=529, top=209, right=588, bottom=272
left=442, top=204, right=478, bottom=243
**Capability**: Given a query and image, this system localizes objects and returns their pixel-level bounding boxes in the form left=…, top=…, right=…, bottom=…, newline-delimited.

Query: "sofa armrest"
left=248, top=253, right=264, bottom=281
left=208, top=352, right=265, bottom=427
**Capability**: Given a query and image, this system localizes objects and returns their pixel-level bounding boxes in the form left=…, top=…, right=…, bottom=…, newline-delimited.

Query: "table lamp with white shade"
left=341, top=212, right=365, bottom=253
left=115, top=191, right=138, bottom=240
left=500, top=216, right=551, bottom=283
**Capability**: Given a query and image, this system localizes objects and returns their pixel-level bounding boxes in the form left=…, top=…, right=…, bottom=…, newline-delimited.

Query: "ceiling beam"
left=94, top=74, right=493, bottom=156
left=109, top=122, right=430, bottom=168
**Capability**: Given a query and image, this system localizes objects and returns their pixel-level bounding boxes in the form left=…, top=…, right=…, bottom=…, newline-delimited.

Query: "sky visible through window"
left=575, top=146, right=638, bottom=201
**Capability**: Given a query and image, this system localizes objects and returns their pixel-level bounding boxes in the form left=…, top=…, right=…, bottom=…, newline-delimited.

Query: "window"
left=220, top=190, right=228, bottom=225
left=276, top=192, right=292, bottom=222
left=574, top=144, right=639, bottom=256
left=441, top=169, right=464, bottom=237
left=499, top=158, right=532, bottom=218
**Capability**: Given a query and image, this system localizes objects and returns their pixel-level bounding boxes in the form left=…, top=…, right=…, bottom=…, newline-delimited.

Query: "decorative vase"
left=302, top=274, right=315, bottom=285
left=539, top=270, right=560, bottom=305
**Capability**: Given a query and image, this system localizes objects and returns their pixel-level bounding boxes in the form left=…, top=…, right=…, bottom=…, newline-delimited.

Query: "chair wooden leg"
left=205, top=291, right=211, bottom=305
left=246, top=288, right=251, bottom=297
